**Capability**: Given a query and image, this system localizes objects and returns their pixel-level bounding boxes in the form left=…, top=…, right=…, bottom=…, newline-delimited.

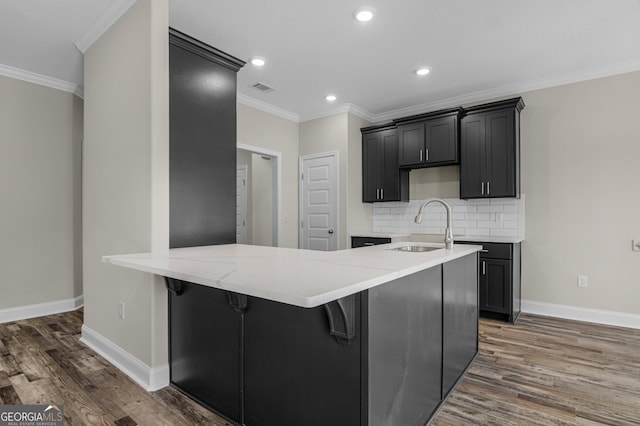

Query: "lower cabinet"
left=351, top=236, right=391, bottom=248
left=442, top=255, right=479, bottom=397
left=167, top=280, right=242, bottom=422
left=458, top=241, right=521, bottom=323
left=166, top=252, right=478, bottom=425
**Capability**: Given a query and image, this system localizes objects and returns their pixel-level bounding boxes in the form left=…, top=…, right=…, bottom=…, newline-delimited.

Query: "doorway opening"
left=237, top=144, right=281, bottom=247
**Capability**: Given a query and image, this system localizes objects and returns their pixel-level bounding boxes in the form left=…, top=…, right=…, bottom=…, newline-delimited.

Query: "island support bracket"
left=165, top=277, right=185, bottom=296
left=324, top=294, right=356, bottom=344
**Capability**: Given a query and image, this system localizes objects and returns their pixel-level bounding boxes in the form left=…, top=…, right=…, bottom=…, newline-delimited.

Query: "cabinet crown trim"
left=462, top=97, right=525, bottom=115
left=393, top=107, right=463, bottom=125
left=361, top=123, right=397, bottom=134
left=169, top=27, right=246, bottom=72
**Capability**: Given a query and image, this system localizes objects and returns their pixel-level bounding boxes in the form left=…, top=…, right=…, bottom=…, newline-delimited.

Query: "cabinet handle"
left=487, top=181, right=490, bottom=195
left=419, top=149, right=423, bottom=162
left=481, top=182, right=485, bottom=195
left=380, top=188, right=384, bottom=199
left=482, top=261, right=486, bottom=276
left=376, top=188, right=380, bottom=200
left=363, top=242, right=375, bottom=246
left=426, top=149, right=429, bottom=161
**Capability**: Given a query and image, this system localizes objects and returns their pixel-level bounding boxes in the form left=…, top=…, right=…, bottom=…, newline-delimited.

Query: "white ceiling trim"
left=237, top=93, right=300, bottom=122
left=74, top=0, right=138, bottom=53
left=0, top=64, right=82, bottom=97
left=373, top=59, right=640, bottom=123
left=298, top=103, right=375, bottom=123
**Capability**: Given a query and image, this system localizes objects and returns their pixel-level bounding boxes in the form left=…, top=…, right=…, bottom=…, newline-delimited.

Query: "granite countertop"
left=103, top=242, right=480, bottom=308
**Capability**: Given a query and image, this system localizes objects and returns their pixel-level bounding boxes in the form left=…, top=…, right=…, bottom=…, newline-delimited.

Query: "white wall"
left=520, top=71, right=640, bottom=315
left=0, top=75, right=83, bottom=310
left=83, top=0, right=169, bottom=367
left=411, top=71, right=640, bottom=316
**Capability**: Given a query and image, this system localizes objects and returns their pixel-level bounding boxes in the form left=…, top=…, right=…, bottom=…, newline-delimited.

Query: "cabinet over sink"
left=103, top=243, right=481, bottom=426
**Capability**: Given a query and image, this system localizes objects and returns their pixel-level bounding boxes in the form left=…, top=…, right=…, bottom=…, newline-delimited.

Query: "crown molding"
left=0, top=64, right=82, bottom=97
left=237, top=93, right=300, bottom=122
left=241, top=60, right=640, bottom=125
left=298, top=103, right=376, bottom=123
left=372, top=59, right=640, bottom=122
left=74, top=0, right=138, bottom=53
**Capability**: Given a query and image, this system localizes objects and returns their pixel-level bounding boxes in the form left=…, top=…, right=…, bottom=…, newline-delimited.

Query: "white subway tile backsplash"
left=372, top=195, right=525, bottom=239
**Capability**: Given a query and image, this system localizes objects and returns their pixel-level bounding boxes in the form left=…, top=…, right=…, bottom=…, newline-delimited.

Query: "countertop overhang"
left=102, top=243, right=481, bottom=308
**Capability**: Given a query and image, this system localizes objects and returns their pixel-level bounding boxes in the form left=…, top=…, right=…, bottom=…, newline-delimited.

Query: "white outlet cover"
left=577, top=275, right=588, bottom=288
left=633, top=240, right=640, bottom=252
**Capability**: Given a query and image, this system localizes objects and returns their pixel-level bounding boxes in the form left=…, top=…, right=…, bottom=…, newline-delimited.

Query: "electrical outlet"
left=633, top=240, right=640, bottom=252
left=577, top=275, right=588, bottom=288
left=118, top=301, right=125, bottom=320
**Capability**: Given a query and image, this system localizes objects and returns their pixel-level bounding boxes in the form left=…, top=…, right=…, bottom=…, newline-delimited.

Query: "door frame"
left=236, top=164, right=248, bottom=244
left=299, top=151, right=339, bottom=250
left=238, top=143, right=281, bottom=247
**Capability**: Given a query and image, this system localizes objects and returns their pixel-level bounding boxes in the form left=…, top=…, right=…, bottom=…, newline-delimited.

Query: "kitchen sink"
left=390, top=245, right=441, bottom=253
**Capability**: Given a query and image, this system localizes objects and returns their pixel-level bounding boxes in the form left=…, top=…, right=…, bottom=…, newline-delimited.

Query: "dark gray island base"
left=166, top=253, right=478, bottom=426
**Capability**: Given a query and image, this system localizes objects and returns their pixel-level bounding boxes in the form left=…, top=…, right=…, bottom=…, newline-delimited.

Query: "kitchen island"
left=103, top=242, right=480, bottom=426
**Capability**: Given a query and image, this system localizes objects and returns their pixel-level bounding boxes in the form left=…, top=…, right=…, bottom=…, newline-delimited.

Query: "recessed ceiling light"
left=326, top=94, right=337, bottom=102
left=415, top=67, right=430, bottom=76
left=250, top=57, right=266, bottom=67
left=354, top=9, right=374, bottom=22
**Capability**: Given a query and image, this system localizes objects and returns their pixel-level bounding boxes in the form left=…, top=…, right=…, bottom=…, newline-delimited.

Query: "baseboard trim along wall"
left=80, top=325, right=170, bottom=392
left=522, top=299, right=640, bottom=330
left=0, top=295, right=84, bottom=324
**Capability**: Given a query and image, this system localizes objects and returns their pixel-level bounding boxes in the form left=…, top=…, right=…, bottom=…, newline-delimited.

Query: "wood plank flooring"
left=1, top=310, right=639, bottom=425
left=433, top=315, right=640, bottom=425
left=0, top=309, right=230, bottom=425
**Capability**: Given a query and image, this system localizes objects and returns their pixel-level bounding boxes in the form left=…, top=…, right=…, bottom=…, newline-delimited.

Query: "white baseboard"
left=80, top=325, right=169, bottom=391
left=0, top=295, right=84, bottom=324
left=521, top=299, right=640, bottom=330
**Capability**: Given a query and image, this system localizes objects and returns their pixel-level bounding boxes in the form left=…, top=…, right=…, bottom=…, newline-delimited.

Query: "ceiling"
left=2, top=0, right=640, bottom=121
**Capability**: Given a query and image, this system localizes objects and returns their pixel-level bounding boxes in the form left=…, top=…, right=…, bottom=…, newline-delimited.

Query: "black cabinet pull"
left=324, top=295, right=356, bottom=345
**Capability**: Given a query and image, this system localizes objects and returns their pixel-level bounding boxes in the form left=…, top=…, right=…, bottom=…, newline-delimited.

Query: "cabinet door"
left=398, top=122, right=425, bottom=166
left=169, top=282, right=242, bottom=423
left=380, top=130, right=400, bottom=200
left=169, top=42, right=237, bottom=248
left=362, top=132, right=382, bottom=202
left=485, top=109, right=516, bottom=197
left=244, top=297, right=362, bottom=426
left=442, top=254, right=478, bottom=398
left=425, top=115, right=458, bottom=166
left=479, top=258, right=511, bottom=314
left=460, top=114, right=485, bottom=198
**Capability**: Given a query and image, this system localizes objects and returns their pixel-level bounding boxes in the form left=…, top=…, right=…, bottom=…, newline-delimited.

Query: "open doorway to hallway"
left=236, top=144, right=281, bottom=247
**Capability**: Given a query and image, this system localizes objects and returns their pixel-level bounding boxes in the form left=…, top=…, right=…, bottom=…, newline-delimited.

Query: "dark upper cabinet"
left=396, top=108, right=462, bottom=168
left=460, top=98, right=524, bottom=199
left=169, top=28, right=245, bottom=248
left=361, top=125, right=409, bottom=203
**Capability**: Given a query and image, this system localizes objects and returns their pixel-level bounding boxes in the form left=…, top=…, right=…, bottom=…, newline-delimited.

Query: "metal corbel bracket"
left=324, top=294, right=356, bottom=345
left=165, top=277, right=185, bottom=296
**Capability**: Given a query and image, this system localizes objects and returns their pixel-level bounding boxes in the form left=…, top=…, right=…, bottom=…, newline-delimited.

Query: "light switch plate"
left=633, top=240, right=640, bottom=252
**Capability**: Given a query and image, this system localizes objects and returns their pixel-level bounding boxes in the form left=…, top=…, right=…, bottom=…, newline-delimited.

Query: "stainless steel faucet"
left=414, top=198, right=454, bottom=249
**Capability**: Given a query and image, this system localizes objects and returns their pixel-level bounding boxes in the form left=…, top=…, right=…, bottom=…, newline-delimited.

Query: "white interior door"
left=236, top=165, right=248, bottom=243
left=300, top=152, right=338, bottom=251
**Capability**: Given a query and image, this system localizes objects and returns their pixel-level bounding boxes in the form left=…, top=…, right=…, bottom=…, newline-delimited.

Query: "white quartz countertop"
left=103, top=242, right=481, bottom=308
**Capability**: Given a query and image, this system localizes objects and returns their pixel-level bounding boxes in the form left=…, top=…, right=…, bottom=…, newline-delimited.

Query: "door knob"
left=328, top=229, right=334, bottom=234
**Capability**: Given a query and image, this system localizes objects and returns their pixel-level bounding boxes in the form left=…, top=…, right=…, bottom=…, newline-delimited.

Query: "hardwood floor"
left=1, top=310, right=639, bottom=425
left=0, top=309, right=231, bottom=425
left=434, top=315, right=640, bottom=426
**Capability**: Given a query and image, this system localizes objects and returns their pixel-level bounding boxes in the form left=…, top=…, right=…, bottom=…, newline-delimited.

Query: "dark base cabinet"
left=166, top=253, right=478, bottom=426
left=458, top=241, right=521, bottom=323
left=351, top=236, right=391, bottom=248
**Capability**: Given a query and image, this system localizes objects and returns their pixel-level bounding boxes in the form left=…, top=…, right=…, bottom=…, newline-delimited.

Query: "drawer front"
left=351, top=237, right=392, bottom=248
left=458, top=241, right=512, bottom=259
